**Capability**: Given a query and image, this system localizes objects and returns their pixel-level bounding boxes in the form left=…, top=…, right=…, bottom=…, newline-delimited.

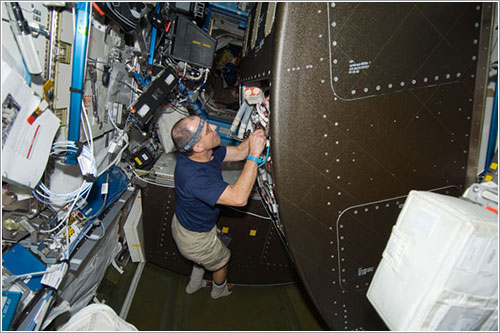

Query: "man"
left=170, top=115, right=266, bottom=299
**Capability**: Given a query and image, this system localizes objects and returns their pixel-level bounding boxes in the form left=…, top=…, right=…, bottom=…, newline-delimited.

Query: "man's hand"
left=218, top=128, right=268, bottom=207
left=248, top=129, right=266, bottom=158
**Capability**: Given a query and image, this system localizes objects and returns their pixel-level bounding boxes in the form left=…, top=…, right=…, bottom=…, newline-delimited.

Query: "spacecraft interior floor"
left=96, top=261, right=328, bottom=331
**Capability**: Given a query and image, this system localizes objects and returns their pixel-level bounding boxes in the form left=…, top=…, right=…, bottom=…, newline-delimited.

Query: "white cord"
left=132, top=169, right=175, bottom=188
left=227, top=206, right=272, bottom=220
left=98, top=134, right=129, bottom=177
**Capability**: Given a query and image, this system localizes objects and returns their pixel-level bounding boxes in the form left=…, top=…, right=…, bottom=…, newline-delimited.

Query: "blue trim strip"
left=485, top=77, right=498, bottom=172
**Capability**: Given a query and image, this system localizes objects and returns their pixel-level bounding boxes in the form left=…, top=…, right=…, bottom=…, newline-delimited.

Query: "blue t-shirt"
left=174, top=146, right=229, bottom=232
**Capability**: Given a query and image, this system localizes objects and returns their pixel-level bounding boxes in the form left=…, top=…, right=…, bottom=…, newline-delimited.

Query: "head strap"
left=182, top=117, right=205, bottom=152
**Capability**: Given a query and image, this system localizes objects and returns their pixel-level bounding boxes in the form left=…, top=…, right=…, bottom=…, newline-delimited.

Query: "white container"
left=367, top=190, right=498, bottom=331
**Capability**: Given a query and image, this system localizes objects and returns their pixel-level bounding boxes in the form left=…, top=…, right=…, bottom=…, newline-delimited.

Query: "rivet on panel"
left=324, top=133, right=328, bottom=138
left=318, top=9, right=322, bottom=13
left=321, top=79, right=325, bottom=84
left=325, top=152, right=329, bottom=156
left=333, top=59, right=338, bottom=64
left=331, top=2, right=336, bottom=7
left=351, top=89, right=356, bottom=95
left=326, top=169, right=330, bottom=173
left=332, top=21, right=337, bottom=27
left=400, top=81, right=405, bottom=86
left=333, top=41, right=337, bottom=46
left=364, top=88, right=368, bottom=93
left=319, top=34, right=323, bottom=38
left=473, top=39, right=478, bottom=44
left=376, top=85, right=381, bottom=90
left=472, top=56, right=477, bottom=61
left=456, top=72, right=461, bottom=77
left=337, top=176, right=341, bottom=179
left=411, top=79, right=416, bottom=84
left=334, top=76, right=339, bottom=81
left=334, top=122, right=339, bottom=126
left=336, top=158, right=340, bottom=162
left=388, top=83, right=393, bottom=88
left=434, top=75, right=439, bottom=80
left=336, top=141, right=339, bottom=144
left=323, top=114, right=327, bottom=118
left=475, top=22, right=479, bottom=28
left=338, top=192, right=342, bottom=196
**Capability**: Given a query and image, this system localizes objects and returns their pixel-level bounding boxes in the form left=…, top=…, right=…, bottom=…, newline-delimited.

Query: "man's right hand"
left=248, top=129, right=266, bottom=158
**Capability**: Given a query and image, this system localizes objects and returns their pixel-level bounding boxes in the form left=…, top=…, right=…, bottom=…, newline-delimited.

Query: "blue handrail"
left=67, top=2, right=90, bottom=162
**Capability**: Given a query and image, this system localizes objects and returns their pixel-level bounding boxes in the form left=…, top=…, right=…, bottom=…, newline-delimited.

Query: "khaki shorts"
left=171, top=214, right=231, bottom=271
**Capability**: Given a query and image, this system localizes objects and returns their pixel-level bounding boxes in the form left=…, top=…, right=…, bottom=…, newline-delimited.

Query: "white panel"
left=123, top=190, right=145, bottom=262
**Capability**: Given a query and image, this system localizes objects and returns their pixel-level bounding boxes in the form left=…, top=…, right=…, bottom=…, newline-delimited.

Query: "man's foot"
left=186, top=279, right=212, bottom=294
left=210, top=280, right=234, bottom=299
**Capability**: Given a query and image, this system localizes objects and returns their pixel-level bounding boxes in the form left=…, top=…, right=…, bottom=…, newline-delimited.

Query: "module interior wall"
left=271, top=2, right=485, bottom=330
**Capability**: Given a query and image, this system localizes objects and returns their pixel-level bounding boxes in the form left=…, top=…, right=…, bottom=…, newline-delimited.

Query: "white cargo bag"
left=58, top=303, right=138, bottom=331
left=367, top=190, right=498, bottom=331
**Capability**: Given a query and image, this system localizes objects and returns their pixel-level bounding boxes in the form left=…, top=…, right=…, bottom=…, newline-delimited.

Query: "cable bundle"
left=33, top=141, right=96, bottom=206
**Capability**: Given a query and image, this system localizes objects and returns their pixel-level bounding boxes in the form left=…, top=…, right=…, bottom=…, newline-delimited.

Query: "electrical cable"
left=227, top=206, right=272, bottom=220
left=132, top=169, right=175, bottom=188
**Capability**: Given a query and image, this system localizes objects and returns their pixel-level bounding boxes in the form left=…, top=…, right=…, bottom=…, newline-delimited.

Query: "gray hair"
left=171, top=115, right=198, bottom=156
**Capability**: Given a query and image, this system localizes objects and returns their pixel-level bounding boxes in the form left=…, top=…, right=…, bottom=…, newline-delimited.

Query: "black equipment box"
left=171, top=14, right=217, bottom=68
left=130, top=67, right=178, bottom=129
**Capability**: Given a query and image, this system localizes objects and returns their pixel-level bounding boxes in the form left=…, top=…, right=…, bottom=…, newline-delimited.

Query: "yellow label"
left=485, top=175, right=493, bottom=182
left=62, top=227, right=74, bottom=237
left=490, top=162, right=498, bottom=170
left=249, top=229, right=257, bottom=236
left=134, top=157, right=143, bottom=165
left=192, top=40, right=201, bottom=45
left=131, top=244, right=141, bottom=247
left=222, top=227, right=229, bottom=234
left=202, top=43, right=211, bottom=48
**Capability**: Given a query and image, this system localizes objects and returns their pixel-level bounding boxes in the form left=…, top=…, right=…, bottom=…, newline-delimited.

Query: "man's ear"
left=192, top=141, right=203, bottom=153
